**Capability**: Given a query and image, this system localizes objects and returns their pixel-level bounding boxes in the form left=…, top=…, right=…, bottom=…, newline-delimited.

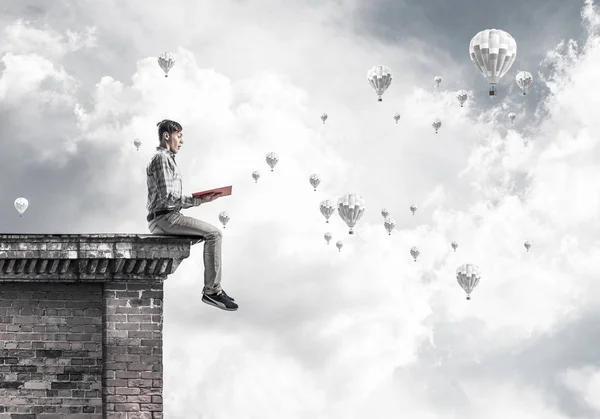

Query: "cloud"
left=2, top=0, right=600, bottom=418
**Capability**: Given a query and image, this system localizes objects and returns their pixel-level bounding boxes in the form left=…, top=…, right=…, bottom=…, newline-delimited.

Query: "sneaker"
left=202, top=291, right=238, bottom=311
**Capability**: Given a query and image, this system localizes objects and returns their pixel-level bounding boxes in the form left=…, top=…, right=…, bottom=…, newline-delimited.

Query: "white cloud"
left=2, top=0, right=600, bottom=418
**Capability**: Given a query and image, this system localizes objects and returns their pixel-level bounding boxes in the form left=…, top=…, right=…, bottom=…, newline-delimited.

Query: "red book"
left=192, top=185, right=232, bottom=198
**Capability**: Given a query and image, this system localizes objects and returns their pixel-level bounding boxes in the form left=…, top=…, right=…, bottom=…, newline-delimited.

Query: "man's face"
left=166, top=130, right=183, bottom=153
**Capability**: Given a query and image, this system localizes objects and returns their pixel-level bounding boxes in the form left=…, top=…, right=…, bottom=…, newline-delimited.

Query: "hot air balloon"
left=266, top=152, right=279, bottom=172
left=14, top=197, right=28, bottom=217
left=508, top=112, right=516, bottom=124
left=434, top=76, right=442, bottom=88
left=432, top=118, right=442, bottom=134
left=218, top=211, right=230, bottom=228
left=252, top=171, right=260, bottom=183
left=456, top=263, right=481, bottom=300
left=451, top=241, right=458, bottom=252
left=393, top=113, right=401, bottom=124
left=324, top=232, right=332, bottom=245
left=410, top=205, right=417, bottom=215
left=337, top=194, right=365, bottom=234
left=367, top=65, right=392, bottom=102
left=384, top=217, right=396, bottom=236
left=309, top=174, right=321, bottom=191
left=456, top=90, right=468, bottom=107
left=320, top=200, right=336, bottom=223
left=133, top=138, right=141, bottom=151
left=410, top=246, right=420, bottom=262
left=158, top=51, right=175, bottom=77
left=381, top=208, right=390, bottom=219
left=524, top=240, right=531, bottom=252
left=515, top=71, right=533, bottom=95
left=336, top=240, right=344, bottom=252
left=469, top=29, right=517, bottom=96
left=321, top=113, right=328, bottom=124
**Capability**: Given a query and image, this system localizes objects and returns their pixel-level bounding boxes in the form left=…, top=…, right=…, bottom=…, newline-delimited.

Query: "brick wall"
left=0, top=282, right=103, bottom=417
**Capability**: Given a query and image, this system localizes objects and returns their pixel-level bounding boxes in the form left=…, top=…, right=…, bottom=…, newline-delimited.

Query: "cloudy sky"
left=2, top=0, right=600, bottom=417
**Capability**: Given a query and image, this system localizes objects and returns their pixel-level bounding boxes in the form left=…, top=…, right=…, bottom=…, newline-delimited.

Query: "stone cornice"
left=0, top=234, right=201, bottom=281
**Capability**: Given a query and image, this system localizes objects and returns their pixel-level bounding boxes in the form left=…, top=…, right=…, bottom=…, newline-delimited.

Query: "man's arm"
left=150, top=155, right=195, bottom=209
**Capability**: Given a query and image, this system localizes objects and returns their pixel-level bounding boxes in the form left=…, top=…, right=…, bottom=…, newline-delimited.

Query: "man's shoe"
left=202, top=291, right=238, bottom=311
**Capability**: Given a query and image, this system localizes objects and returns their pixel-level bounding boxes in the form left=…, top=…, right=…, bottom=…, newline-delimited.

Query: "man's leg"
left=149, top=212, right=223, bottom=295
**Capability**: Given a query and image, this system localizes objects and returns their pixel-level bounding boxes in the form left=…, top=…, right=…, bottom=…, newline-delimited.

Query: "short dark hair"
left=157, top=119, right=182, bottom=143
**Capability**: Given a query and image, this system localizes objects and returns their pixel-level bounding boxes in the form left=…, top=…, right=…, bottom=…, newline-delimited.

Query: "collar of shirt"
left=156, top=145, right=176, bottom=160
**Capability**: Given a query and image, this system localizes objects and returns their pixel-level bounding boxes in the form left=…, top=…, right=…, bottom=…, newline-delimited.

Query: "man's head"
left=157, top=119, right=183, bottom=154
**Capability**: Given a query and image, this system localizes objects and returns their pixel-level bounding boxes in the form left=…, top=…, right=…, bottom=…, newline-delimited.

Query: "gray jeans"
left=148, top=211, right=222, bottom=295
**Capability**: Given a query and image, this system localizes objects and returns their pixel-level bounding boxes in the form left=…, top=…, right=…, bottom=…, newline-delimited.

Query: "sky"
left=1, top=0, right=600, bottom=417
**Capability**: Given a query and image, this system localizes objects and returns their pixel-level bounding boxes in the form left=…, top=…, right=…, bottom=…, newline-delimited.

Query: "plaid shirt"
left=146, top=146, right=195, bottom=214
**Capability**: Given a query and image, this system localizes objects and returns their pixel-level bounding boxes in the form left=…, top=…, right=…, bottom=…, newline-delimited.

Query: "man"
left=146, top=119, right=238, bottom=312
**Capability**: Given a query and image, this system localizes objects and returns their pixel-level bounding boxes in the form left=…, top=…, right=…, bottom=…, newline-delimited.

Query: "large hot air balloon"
left=381, top=208, right=390, bottom=219
left=515, top=71, right=533, bottom=95
left=336, top=240, right=344, bottom=252
left=337, top=194, right=365, bottom=234
left=410, top=246, right=420, bottom=262
left=456, top=90, right=468, bottom=107
left=384, top=217, right=396, bottom=236
left=367, top=65, right=392, bottom=102
left=309, top=174, right=321, bottom=191
left=324, top=232, right=332, bottom=245
left=524, top=240, right=531, bottom=252
left=14, top=197, right=28, bottom=217
left=266, top=152, right=279, bottom=172
left=321, top=113, right=328, bottom=124
left=469, top=29, right=517, bottom=96
left=432, top=118, right=442, bottom=134
left=320, top=200, right=336, bottom=223
left=393, top=113, right=401, bottom=124
left=456, top=264, right=481, bottom=300
left=252, top=171, right=260, bottom=183
left=508, top=112, right=516, bottom=124
left=158, top=52, right=175, bottom=77
left=133, top=138, right=141, bottom=151
left=410, top=205, right=417, bottom=215
left=434, top=76, right=442, bottom=88
left=218, top=211, right=230, bottom=228
left=451, top=241, right=458, bottom=252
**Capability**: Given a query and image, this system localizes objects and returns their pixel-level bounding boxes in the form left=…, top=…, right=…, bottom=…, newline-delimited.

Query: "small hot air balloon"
left=336, top=240, right=344, bottom=252
left=524, top=240, right=531, bottom=252
left=515, top=71, right=533, bottom=95
left=252, top=171, right=260, bottom=183
left=432, top=118, right=442, bottom=134
left=321, top=113, right=328, bottom=124
left=456, top=90, right=468, bottom=107
left=266, top=152, right=279, bottom=172
left=14, top=197, right=28, bottom=217
left=456, top=263, right=481, bottom=300
left=451, top=241, right=458, bottom=252
left=367, top=65, right=392, bottom=102
left=324, top=232, right=332, bottom=245
left=469, top=29, right=517, bottom=96
left=393, top=113, right=401, bottom=124
left=320, top=200, right=336, bottom=223
left=384, top=217, right=396, bottom=236
left=133, top=138, right=141, bottom=151
left=410, top=205, right=417, bottom=215
left=158, top=51, right=175, bottom=77
left=410, top=246, right=420, bottom=262
left=508, top=112, right=516, bottom=124
left=337, top=194, right=365, bottom=234
left=218, top=211, right=230, bottom=228
left=309, top=174, right=321, bottom=191
left=381, top=208, right=389, bottom=219
left=434, top=76, right=442, bottom=88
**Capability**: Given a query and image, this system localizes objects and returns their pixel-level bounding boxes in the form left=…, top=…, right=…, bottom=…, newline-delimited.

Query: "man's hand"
left=193, top=193, right=221, bottom=206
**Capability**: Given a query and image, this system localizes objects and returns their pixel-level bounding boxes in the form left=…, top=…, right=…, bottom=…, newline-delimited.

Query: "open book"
left=192, top=185, right=233, bottom=198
